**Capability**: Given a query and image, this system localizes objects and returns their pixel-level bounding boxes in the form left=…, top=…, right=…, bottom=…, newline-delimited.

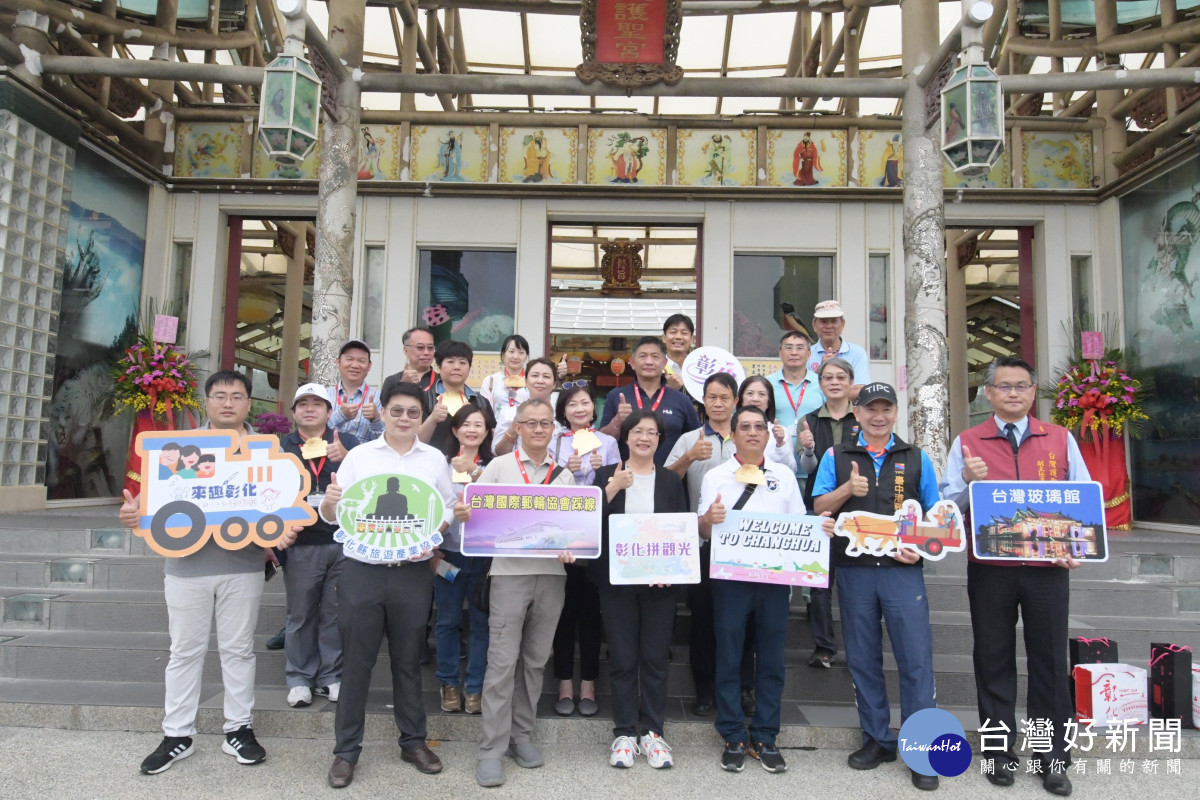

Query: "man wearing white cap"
left=810, top=301, right=871, bottom=401
left=328, top=339, right=383, bottom=442
left=280, top=384, right=359, bottom=708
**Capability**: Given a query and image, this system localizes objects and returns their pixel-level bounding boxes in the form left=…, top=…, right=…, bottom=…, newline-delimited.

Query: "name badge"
left=307, top=493, right=325, bottom=508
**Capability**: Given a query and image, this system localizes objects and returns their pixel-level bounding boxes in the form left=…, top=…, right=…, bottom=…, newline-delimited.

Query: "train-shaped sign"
left=833, top=498, right=966, bottom=561
left=131, top=430, right=317, bottom=557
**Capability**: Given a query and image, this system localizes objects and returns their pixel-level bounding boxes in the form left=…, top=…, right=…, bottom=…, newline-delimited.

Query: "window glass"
left=732, top=254, right=834, bottom=357
left=868, top=254, right=889, bottom=360
left=417, top=250, right=517, bottom=351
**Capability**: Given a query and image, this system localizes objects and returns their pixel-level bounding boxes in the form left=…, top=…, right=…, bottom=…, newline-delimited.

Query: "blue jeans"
left=836, top=566, right=936, bottom=749
left=711, top=579, right=789, bottom=746
left=433, top=550, right=489, bottom=694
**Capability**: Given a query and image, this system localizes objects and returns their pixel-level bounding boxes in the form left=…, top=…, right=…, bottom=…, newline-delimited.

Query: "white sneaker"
left=287, top=686, right=312, bottom=707
left=609, top=736, right=639, bottom=768
left=326, top=682, right=340, bottom=703
left=640, top=732, right=674, bottom=769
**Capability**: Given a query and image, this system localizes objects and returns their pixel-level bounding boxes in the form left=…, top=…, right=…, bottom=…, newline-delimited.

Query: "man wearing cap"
left=940, top=356, right=1088, bottom=797
left=280, top=384, right=360, bottom=708
left=810, top=301, right=872, bottom=400
left=388, top=326, right=438, bottom=393
left=329, top=339, right=383, bottom=442
left=812, top=382, right=942, bottom=791
left=765, top=330, right=824, bottom=433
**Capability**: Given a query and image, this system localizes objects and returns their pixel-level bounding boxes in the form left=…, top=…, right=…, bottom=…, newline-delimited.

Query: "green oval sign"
left=334, top=473, right=445, bottom=563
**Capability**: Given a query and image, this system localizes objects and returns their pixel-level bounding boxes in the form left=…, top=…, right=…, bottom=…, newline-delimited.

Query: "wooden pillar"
left=946, top=232, right=968, bottom=434
left=1094, top=0, right=1124, bottom=183
left=143, top=0, right=178, bottom=171
left=844, top=13, right=861, bottom=118
left=278, top=224, right=306, bottom=412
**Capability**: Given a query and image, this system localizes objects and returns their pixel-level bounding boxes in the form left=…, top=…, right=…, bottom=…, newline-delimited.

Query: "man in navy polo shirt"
left=599, top=336, right=700, bottom=466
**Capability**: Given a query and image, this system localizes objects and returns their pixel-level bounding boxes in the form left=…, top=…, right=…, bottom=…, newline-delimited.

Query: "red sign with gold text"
left=596, top=0, right=666, bottom=63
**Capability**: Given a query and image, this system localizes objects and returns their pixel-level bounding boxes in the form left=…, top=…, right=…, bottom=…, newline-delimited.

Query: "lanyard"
left=781, top=379, right=808, bottom=416
left=734, top=454, right=766, bottom=470
left=634, top=385, right=666, bottom=411
left=504, top=370, right=525, bottom=407
left=338, top=383, right=368, bottom=409
left=306, top=456, right=327, bottom=481
left=514, top=449, right=554, bottom=485
left=422, top=371, right=436, bottom=391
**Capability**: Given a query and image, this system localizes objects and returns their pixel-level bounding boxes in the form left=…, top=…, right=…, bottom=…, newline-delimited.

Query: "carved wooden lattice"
left=599, top=240, right=644, bottom=295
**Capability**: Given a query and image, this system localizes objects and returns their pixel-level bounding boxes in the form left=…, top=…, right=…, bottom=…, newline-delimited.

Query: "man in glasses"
left=941, top=356, right=1090, bottom=797
left=697, top=405, right=805, bottom=775
left=320, top=378, right=459, bottom=787
left=766, top=331, right=824, bottom=434
left=120, top=370, right=299, bottom=776
left=388, top=326, right=438, bottom=393
left=453, top=399, right=575, bottom=787
left=599, top=336, right=700, bottom=466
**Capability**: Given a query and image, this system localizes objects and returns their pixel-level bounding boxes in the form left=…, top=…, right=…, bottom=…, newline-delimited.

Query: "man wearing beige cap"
left=810, top=300, right=871, bottom=401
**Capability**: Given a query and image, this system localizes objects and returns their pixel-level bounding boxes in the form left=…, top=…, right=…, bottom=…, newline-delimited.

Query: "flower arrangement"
left=1049, top=361, right=1148, bottom=438
left=253, top=412, right=293, bottom=435
left=112, top=335, right=204, bottom=421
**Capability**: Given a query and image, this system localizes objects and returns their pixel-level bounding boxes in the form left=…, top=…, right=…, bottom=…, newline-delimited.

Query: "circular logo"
left=897, top=708, right=972, bottom=777
left=335, top=473, right=445, bottom=563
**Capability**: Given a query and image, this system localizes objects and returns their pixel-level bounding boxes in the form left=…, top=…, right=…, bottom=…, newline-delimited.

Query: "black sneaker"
left=140, top=736, right=194, bottom=774
left=312, top=685, right=330, bottom=697
left=222, top=725, right=266, bottom=765
left=265, top=627, right=285, bottom=650
left=721, top=741, right=746, bottom=772
left=750, top=741, right=787, bottom=773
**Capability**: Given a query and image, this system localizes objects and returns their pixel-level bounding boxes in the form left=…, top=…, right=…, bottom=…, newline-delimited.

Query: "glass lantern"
left=940, top=63, right=1004, bottom=177
left=257, top=54, right=322, bottom=166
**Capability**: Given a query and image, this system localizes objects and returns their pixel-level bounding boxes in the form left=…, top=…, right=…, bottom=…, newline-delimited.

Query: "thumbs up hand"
left=430, top=397, right=449, bottom=424
left=119, top=489, right=140, bottom=529
left=615, top=394, right=633, bottom=423
left=454, top=497, right=472, bottom=523
left=567, top=452, right=583, bottom=474
left=556, top=354, right=569, bottom=379
left=609, top=460, right=635, bottom=492
left=361, top=398, right=379, bottom=421
left=798, top=420, right=815, bottom=451
left=339, top=399, right=359, bottom=420
left=704, top=492, right=726, bottom=527
left=325, top=472, right=343, bottom=505
left=772, top=421, right=786, bottom=448
left=327, top=430, right=347, bottom=463
left=848, top=461, right=870, bottom=497
left=689, top=428, right=713, bottom=462
left=961, top=445, right=988, bottom=483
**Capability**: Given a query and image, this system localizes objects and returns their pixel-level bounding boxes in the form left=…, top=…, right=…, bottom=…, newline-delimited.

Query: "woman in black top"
left=591, top=409, right=689, bottom=770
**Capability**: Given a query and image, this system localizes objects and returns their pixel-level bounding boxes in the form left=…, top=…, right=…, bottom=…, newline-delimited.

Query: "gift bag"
left=1192, top=665, right=1200, bottom=731
left=1074, top=663, right=1148, bottom=727
left=1149, top=643, right=1193, bottom=726
left=1069, top=637, right=1118, bottom=703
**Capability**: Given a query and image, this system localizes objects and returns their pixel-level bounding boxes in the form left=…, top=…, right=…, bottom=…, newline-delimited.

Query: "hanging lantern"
left=257, top=54, right=322, bottom=166
left=940, top=62, right=1004, bottom=177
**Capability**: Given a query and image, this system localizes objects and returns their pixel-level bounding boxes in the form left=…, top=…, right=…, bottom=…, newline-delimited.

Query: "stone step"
left=922, top=574, right=1200, bottom=617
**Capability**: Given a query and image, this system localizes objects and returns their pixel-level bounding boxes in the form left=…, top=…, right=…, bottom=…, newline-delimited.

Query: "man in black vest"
left=812, top=382, right=943, bottom=791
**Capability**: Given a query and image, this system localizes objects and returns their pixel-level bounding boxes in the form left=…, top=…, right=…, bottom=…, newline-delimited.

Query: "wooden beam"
left=1, top=0, right=257, bottom=50
left=716, top=13, right=733, bottom=115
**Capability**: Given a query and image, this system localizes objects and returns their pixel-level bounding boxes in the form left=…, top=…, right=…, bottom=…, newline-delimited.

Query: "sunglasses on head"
left=561, top=379, right=590, bottom=390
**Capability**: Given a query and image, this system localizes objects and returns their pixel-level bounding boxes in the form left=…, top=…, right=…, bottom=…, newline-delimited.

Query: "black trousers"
left=808, top=562, right=838, bottom=654
left=599, top=584, right=677, bottom=737
left=688, top=542, right=755, bottom=694
left=967, top=561, right=1073, bottom=763
left=334, top=559, right=433, bottom=762
left=552, top=563, right=602, bottom=681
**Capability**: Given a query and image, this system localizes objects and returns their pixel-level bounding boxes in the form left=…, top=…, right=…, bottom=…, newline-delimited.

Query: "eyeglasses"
left=208, top=393, right=248, bottom=404
left=561, top=379, right=589, bottom=390
left=405, top=343, right=435, bottom=352
left=780, top=345, right=809, bottom=353
left=519, top=419, right=555, bottom=430
left=386, top=406, right=423, bottom=419
left=736, top=423, right=769, bottom=433
left=990, top=383, right=1034, bottom=394
left=629, top=428, right=660, bottom=439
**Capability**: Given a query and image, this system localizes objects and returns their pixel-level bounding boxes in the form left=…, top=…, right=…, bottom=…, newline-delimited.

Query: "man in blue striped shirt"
left=328, top=339, right=383, bottom=442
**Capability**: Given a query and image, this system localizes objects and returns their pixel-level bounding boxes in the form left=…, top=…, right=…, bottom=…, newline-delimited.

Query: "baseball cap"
left=292, top=382, right=332, bottom=409
left=813, top=300, right=845, bottom=319
left=855, top=382, right=899, bottom=406
left=338, top=338, right=371, bottom=357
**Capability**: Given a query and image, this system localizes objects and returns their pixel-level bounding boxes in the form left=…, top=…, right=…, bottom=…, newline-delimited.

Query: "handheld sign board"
left=333, top=473, right=446, bottom=563
left=968, top=480, right=1108, bottom=562
left=132, top=430, right=316, bottom=557
left=834, top=498, right=966, bottom=561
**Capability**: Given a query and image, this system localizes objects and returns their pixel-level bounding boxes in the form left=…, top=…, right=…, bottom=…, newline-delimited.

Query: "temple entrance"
left=547, top=224, right=700, bottom=412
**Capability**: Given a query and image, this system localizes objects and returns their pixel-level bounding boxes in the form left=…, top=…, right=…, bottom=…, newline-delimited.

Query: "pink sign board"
left=1081, top=331, right=1104, bottom=360
left=154, top=314, right=179, bottom=344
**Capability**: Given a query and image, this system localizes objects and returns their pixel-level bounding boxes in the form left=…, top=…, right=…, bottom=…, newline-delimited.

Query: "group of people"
left=119, top=300, right=1087, bottom=798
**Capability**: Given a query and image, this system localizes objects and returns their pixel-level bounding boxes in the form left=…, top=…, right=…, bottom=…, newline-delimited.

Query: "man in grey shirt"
left=120, top=370, right=298, bottom=775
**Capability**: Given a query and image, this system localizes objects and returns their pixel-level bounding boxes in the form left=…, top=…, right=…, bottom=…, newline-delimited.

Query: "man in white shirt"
left=320, top=379, right=458, bottom=787
left=698, top=405, right=806, bottom=775
left=453, top=399, right=575, bottom=788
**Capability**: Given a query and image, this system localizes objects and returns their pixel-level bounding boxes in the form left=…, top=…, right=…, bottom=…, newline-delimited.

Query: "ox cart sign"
left=833, top=499, right=966, bottom=561
left=131, top=430, right=317, bottom=557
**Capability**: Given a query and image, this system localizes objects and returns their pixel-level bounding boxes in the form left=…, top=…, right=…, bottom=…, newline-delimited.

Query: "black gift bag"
left=1150, top=643, right=1194, bottom=726
left=1069, top=637, right=1118, bottom=703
